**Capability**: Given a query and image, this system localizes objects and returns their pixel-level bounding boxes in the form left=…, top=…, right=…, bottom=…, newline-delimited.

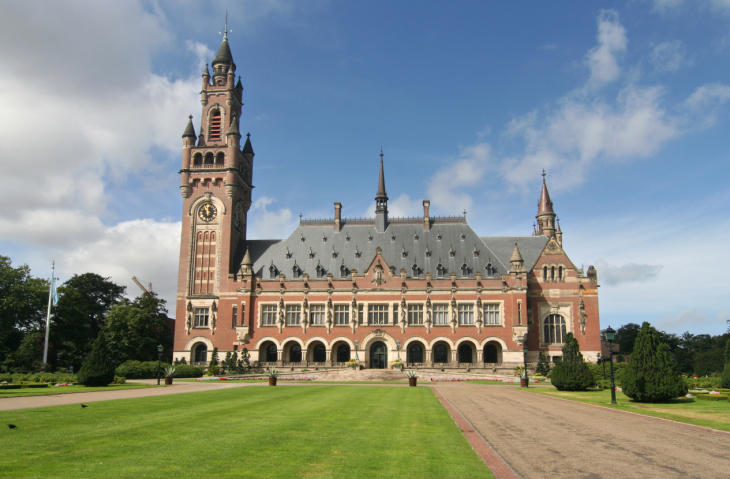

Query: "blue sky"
left=1, top=0, right=728, bottom=335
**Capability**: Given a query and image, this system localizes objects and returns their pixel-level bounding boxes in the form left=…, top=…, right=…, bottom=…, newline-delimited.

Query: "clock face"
left=198, top=203, right=217, bottom=222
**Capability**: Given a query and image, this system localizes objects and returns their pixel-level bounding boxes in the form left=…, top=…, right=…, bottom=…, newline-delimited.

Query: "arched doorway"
left=289, top=343, right=302, bottom=362
left=312, top=343, right=326, bottom=363
left=433, top=343, right=449, bottom=364
left=193, top=343, right=208, bottom=364
left=458, top=344, right=473, bottom=363
left=370, top=341, right=387, bottom=369
left=265, top=343, right=278, bottom=362
left=483, top=342, right=502, bottom=364
left=336, top=344, right=351, bottom=362
left=408, top=343, right=424, bottom=363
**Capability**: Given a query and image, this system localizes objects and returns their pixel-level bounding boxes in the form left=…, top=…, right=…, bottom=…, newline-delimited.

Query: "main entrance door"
left=370, top=341, right=387, bottom=369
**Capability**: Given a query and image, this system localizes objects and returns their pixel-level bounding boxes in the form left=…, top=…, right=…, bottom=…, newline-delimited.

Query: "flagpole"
left=42, top=261, right=54, bottom=370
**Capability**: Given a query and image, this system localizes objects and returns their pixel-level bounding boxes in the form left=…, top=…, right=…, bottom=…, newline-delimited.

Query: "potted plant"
left=390, top=359, right=404, bottom=370
left=267, top=367, right=278, bottom=386
left=514, top=366, right=528, bottom=387
left=346, top=359, right=360, bottom=370
left=405, top=370, right=418, bottom=387
left=163, top=366, right=176, bottom=385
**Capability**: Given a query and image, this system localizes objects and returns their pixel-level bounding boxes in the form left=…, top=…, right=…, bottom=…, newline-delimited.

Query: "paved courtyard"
left=435, top=384, right=730, bottom=479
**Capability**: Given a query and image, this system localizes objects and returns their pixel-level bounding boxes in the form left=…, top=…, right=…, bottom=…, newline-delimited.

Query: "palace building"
left=173, top=32, right=603, bottom=371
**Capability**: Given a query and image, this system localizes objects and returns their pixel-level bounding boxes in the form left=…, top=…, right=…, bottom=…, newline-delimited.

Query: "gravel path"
left=434, top=384, right=730, bottom=479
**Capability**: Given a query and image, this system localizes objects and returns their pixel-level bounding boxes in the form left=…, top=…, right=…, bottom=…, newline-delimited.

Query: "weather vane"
left=220, top=10, right=232, bottom=39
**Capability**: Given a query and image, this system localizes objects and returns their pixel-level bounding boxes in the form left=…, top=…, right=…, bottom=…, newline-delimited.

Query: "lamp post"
left=522, top=344, right=529, bottom=388
left=604, top=326, right=617, bottom=405
left=156, top=344, right=164, bottom=386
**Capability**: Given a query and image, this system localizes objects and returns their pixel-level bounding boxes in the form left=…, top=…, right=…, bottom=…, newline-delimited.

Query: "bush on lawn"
left=721, top=340, right=730, bottom=389
left=175, top=364, right=204, bottom=378
left=115, top=360, right=203, bottom=379
left=112, top=376, right=126, bottom=384
left=685, top=376, right=722, bottom=390
left=622, top=322, right=687, bottom=403
left=588, top=362, right=629, bottom=386
left=77, top=336, right=116, bottom=387
left=536, top=351, right=551, bottom=376
left=550, top=333, right=594, bottom=391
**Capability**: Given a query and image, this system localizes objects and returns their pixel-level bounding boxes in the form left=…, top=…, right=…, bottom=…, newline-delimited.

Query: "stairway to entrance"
left=316, top=368, right=407, bottom=382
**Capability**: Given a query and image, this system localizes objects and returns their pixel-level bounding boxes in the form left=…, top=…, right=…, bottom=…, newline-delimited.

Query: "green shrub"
left=588, top=362, right=629, bottom=386
left=622, top=322, right=687, bottom=403
left=694, top=394, right=728, bottom=401
left=27, top=384, right=49, bottom=388
left=550, top=333, right=594, bottom=391
left=115, top=360, right=172, bottom=379
left=0, top=385, right=21, bottom=389
left=685, top=376, right=722, bottom=390
left=536, top=351, right=551, bottom=376
left=173, top=364, right=204, bottom=378
left=0, top=373, right=11, bottom=383
left=112, top=376, right=126, bottom=384
left=207, top=364, right=220, bottom=376
left=77, top=336, right=115, bottom=387
left=721, top=363, right=730, bottom=389
left=594, top=379, right=612, bottom=390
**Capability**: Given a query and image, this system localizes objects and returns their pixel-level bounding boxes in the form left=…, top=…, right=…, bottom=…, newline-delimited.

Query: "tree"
left=622, top=322, right=687, bottom=403
left=614, top=323, right=641, bottom=355
left=536, top=351, right=551, bottom=376
left=549, top=333, right=594, bottom=391
left=0, top=256, right=49, bottom=369
left=209, top=347, right=219, bottom=366
left=77, top=335, right=115, bottom=387
left=722, top=339, right=730, bottom=389
left=103, top=292, right=172, bottom=364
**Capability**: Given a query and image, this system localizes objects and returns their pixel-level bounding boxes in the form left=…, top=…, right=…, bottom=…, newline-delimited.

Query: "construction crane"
left=131, top=276, right=153, bottom=294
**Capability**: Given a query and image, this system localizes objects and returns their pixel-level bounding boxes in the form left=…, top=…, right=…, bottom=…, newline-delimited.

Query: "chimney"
left=334, top=202, right=342, bottom=232
left=423, top=200, right=431, bottom=230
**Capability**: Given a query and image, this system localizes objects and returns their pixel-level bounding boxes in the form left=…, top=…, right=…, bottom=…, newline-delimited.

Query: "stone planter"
left=408, top=378, right=417, bottom=387
left=520, top=378, right=528, bottom=387
left=164, top=377, right=173, bottom=385
left=269, top=378, right=277, bottom=386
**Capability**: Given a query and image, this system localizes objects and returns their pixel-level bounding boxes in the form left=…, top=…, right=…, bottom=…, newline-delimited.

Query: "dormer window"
left=309, top=247, right=314, bottom=259
left=461, top=262, right=469, bottom=277
left=345, top=234, right=350, bottom=242
left=292, top=262, right=301, bottom=279
left=391, top=234, right=396, bottom=241
left=412, top=263, right=419, bottom=277
left=322, top=233, right=327, bottom=242
left=368, top=234, right=373, bottom=241
left=414, top=232, right=419, bottom=240
left=437, top=262, right=445, bottom=278
left=473, top=245, right=479, bottom=257
left=485, top=263, right=495, bottom=276
left=449, top=246, right=455, bottom=257
left=355, top=247, right=360, bottom=258
left=209, top=109, right=222, bottom=141
left=286, top=247, right=292, bottom=259
left=401, top=246, right=407, bottom=258
left=340, top=262, right=347, bottom=278
left=269, top=262, right=277, bottom=279
left=460, top=233, right=465, bottom=240
left=300, top=234, right=305, bottom=242
left=332, top=247, right=337, bottom=259
left=316, top=262, right=325, bottom=279
left=425, top=247, right=431, bottom=257
left=437, top=232, right=442, bottom=241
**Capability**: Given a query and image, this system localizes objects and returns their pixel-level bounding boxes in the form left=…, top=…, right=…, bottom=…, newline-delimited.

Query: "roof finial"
left=220, top=10, right=232, bottom=40
left=542, top=168, right=546, bottom=181
left=380, top=147, right=384, bottom=160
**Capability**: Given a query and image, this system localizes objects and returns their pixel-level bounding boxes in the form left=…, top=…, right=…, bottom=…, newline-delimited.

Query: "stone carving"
left=544, top=238, right=563, bottom=255
left=210, top=301, right=217, bottom=335
left=424, top=295, right=432, bottom=333
left=350, top=296, right=358, bottom=333
left=277, top=298, right=285, bottom=333
left=450, top=295, right=457, bottom=333
left=372, top=261, right=385, bottom=287
left=186, top=301, right=192, bottom=334
left=587, top=265, right=597, bottom=283
left=399, top=296, right=407, bottom=332
left=476, top=297, right=483, bottom=333
left=372, top=329, right=386, bottom=337
left=579, top=299, right=587, bottom=335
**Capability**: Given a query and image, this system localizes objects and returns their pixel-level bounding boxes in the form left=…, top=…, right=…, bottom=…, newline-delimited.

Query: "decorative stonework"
left=543, top=238, right=563, bottom=255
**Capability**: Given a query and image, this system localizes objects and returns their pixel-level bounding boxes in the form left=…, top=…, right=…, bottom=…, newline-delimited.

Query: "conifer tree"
left=536, top=351, right=551, bottom=376
left=209, top=347, right=219, bottom=366
left=77, top=335, right=115, bottom=386
left=622, top=322, right=687, bottom=402
left=721, top=339, right=730, bottom=389
left=549, top=333, right=594, bottom=390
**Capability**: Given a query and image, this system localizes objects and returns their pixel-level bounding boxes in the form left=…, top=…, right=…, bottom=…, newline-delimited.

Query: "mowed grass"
left=0, top=386, right=492, bottom=478
left=527, top=387, right=730, bottom=432
left=0, top=383, right=155, bottom=398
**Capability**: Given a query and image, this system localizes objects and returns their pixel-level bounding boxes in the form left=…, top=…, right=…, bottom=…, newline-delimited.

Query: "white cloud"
left=593, top=260, right=663, bottom=286
left=585, top=10, right=627, bottom=87
left=654, top=309, right=730, bottom=333
left=362, top=194, right=423, bottom=218
left=248, top=197, right=296, bottom=239
left=427, top=143, right=491, bottom=214
left=651, top=40, right=692, bottom=72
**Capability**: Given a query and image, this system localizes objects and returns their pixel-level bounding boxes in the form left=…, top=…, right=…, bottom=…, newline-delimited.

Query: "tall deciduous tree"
left=614, top=323, right=641, bottom=355
left=622, top=322, right=687, bottom=403
left=103, top=292, right=172, bottom=364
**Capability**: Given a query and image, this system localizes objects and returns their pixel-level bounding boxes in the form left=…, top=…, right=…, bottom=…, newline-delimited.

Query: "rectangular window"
left=484, top=303, right=500, bottom=325
left=262, top=304, right=277, bottom=326
left=334, top=305, right=349, bottom=325
left=310, top=305, right=325, bottom=325
left=240, top=304, right=245, bottom=325
left=433, top=304, right=448, bottom=325
left=286, top=304, right=301, bottom=326
left=393, top=304, right=398, bottom=325
left=407, top=304, right=423, bottom=325
left=458, top=303, right=474, bottom=325
left=232, top=306, right=238, bottom=328
left=358, top=304, right=364, bottom=325
left=368, top=304, right=389, bottom=325
left=194, top=307, right=209, bottom=327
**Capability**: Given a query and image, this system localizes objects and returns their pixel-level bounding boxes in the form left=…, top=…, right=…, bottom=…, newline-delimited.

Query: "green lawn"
left=527, top=387, right=730, bottom=432
left=0, top=383, right=155, bottom=398
left=0, top=386, right=492, bottom=478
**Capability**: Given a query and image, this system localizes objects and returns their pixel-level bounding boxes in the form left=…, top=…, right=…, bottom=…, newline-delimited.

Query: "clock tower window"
left=209, top=109, right=222, bottom=141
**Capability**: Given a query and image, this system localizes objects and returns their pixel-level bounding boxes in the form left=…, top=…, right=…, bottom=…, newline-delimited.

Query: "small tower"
left=510, top=243, right=526, bottom=274
left=536, top=169, right=557, bottom=238
left=375, top=149, right=389, bottom=233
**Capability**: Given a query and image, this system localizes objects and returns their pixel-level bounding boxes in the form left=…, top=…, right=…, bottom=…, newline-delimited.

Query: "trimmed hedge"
left=115, top=361, right=203, bottom=379
left=694, top=394, right=729, bottom=401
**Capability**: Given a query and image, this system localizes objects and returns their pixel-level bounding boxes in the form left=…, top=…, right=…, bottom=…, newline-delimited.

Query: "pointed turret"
left=555, top=218, right=563, bottom=246
left=536, top=169, right=557, bottom=238
left=182, top=115, right=196, bottom=139
left=242, top=132, right=254, bottom=156
left=227, top=112, right=241, bottom=138
left=510, top=243, right=526, bottom=273
left=211, top=17, right=236, bottom=84
left=240, top=247, right=253, bottom=276
left=374, top=149, right=389, bottom=232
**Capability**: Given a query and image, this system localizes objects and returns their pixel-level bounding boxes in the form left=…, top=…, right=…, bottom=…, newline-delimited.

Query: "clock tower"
left=177, top=25, right=254, bottom=307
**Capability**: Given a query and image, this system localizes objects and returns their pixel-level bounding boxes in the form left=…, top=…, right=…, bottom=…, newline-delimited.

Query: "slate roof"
left=212, top=38, right=235, bottom=68
left=246, top=219, right=548, bottom=281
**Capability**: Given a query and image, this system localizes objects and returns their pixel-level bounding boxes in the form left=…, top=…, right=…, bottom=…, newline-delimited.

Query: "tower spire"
left=536, top=169, right=557, bottom=237
left=374, top=148, right=389, bottom=232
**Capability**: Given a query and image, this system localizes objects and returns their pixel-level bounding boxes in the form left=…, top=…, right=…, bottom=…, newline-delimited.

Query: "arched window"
left=209, top=109, right=222, bottom=140
left=434, top=344, right=449, bottom=363
left=551, top=266, right=555, bottom=281
left=194, top=344, right=208, bottom=363
left=316, top=262, right=325, bottom=279
left=269, top=263, right=277, bottom=279
left=340, top=263, right=347, bottom=279
left=204, top=152, right=214, bottom=165
left=558, top=266, right=563, bottom=280
left=336, top=344, right=351, bottom=362
left=485, top=263, right=494, bottom=276
left=290, top=344, right=302, bottom=362
left=458, top=344, right=473, bottom=363
left=210, top=232, right=215, bottom=241
left=292, top=263, right=300, bottom=279
left=484, top=344, right=499, bottom=363
left=408, top=344, right=423, bottom=363
left=313, top=344, right=326, bottom=363
left=215, top=152, right=225, bottom=165
left=437, top=262, right=445, bottom=278
left=544, top=314, right=567, bottom=343
left=543, top=266, right=548, bottom=281
left=193, top=153, right=203, bottom=165
left=461, top=262, right=469, bottom=277
left=266, top=343, right=278, bottom=362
